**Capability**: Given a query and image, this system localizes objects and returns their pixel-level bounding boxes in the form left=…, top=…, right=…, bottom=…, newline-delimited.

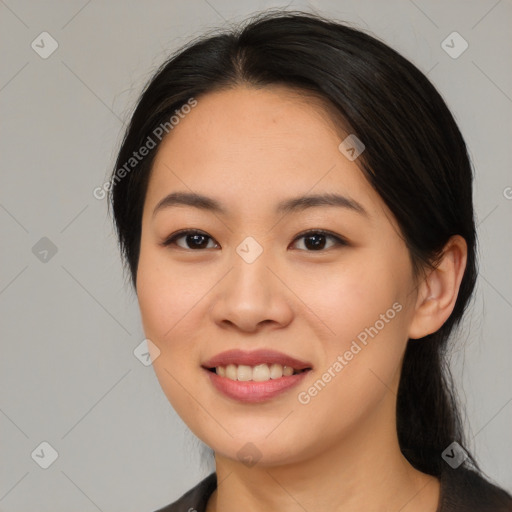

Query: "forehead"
left=145, top=85, right=389, bottom=223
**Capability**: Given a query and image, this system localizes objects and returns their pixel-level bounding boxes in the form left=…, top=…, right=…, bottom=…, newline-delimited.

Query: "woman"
left=109, top=10, right=512, bottom=512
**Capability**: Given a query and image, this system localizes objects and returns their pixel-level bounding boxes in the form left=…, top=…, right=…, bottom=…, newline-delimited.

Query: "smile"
left=209, top=363, right=306, bottom=381
left=202, top=349, right=312, bottom=403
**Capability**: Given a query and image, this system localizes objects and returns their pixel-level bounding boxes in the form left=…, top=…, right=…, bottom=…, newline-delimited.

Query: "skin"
left=136, top=85, right=467, bottom=512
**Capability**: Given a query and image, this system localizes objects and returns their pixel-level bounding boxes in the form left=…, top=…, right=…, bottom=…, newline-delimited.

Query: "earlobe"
left=408, top=235, right=468, bottom=340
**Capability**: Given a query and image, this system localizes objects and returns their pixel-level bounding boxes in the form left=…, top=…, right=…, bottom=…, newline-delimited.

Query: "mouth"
left=205, top=363, right=309, bottom=381
left=201, top=349, right=312, bottom=403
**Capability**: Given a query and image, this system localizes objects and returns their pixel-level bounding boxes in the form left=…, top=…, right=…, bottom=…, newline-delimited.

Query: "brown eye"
left=161, top=229, right=347, bottom=252
left=291, top=230, right=347, bottom=251
left=162, top=230, right=218, bottom=250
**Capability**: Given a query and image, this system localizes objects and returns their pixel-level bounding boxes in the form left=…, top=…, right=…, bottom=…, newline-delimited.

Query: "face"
left=137, top=85, right=421, bottom=466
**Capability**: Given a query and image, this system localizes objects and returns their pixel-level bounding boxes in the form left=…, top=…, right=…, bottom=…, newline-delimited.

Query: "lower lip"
left=204, top=368, right=310, bottom=403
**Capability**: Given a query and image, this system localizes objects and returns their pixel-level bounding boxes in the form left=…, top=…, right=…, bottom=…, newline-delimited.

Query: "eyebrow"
left=152, top=191, right=369, bottom=218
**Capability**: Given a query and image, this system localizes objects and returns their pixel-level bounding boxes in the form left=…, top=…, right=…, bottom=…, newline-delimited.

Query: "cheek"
left=136, top=256, right=201, bottom=421
left=135, top=246, right=216, bottom=406
left=292, top=257, right=406, bottom=345
left=291, top=258, right=409, bottom=407
left=136, top=246, right=208, bottom=343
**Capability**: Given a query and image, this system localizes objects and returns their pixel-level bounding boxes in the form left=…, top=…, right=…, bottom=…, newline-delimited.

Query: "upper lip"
left=202, top=349, right=312, bottom=370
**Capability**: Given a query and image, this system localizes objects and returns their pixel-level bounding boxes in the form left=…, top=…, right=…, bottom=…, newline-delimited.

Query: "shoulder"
left=150, top=467, right=512, bottom=512
left=438, top=466, right=512, bottom=512
left=153, top=473, right=217, bottom=512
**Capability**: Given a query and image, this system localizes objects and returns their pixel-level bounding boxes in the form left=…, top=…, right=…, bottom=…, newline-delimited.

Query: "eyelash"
left=161, top=229, right=348, bottom=252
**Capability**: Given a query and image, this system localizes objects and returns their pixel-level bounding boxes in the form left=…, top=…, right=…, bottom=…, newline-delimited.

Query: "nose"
left=209, top=250, right=294, bottom=333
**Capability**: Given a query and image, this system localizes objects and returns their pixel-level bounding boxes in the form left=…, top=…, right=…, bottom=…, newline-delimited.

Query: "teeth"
left=283, top=365, right=294, bottom=376
left=253, top=363, right=270, bottom=382
left=225, top=364, right=237, bottom=380
left=269, top=363, right=283, bottom=379
left=214, top=363, right=302, bottom=381
left=237, top=364, right=252, bottom=381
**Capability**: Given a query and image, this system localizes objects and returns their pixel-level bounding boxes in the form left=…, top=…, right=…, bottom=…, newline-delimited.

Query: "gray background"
left=1, top=1, right=511, bottom=511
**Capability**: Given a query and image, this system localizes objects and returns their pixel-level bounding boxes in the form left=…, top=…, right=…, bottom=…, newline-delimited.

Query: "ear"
left=408, top=235, right=468, bottom=340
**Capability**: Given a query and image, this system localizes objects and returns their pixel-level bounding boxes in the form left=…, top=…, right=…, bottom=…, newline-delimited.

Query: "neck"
left=206, top=389, right=440, bottom=512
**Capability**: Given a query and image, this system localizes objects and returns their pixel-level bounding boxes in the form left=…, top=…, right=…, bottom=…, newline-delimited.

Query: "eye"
left=161, top=228, right=347, bottom=252
left=162, top=229, right=218, bottom=250
left=290, top=229, right=347, bottom=251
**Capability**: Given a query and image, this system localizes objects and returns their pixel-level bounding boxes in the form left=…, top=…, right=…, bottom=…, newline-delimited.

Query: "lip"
left=204, top=368, right=311, bottom=403
left=201, top=349, right=313, bottom=403
left=202, top=349, right=312, bottom=371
